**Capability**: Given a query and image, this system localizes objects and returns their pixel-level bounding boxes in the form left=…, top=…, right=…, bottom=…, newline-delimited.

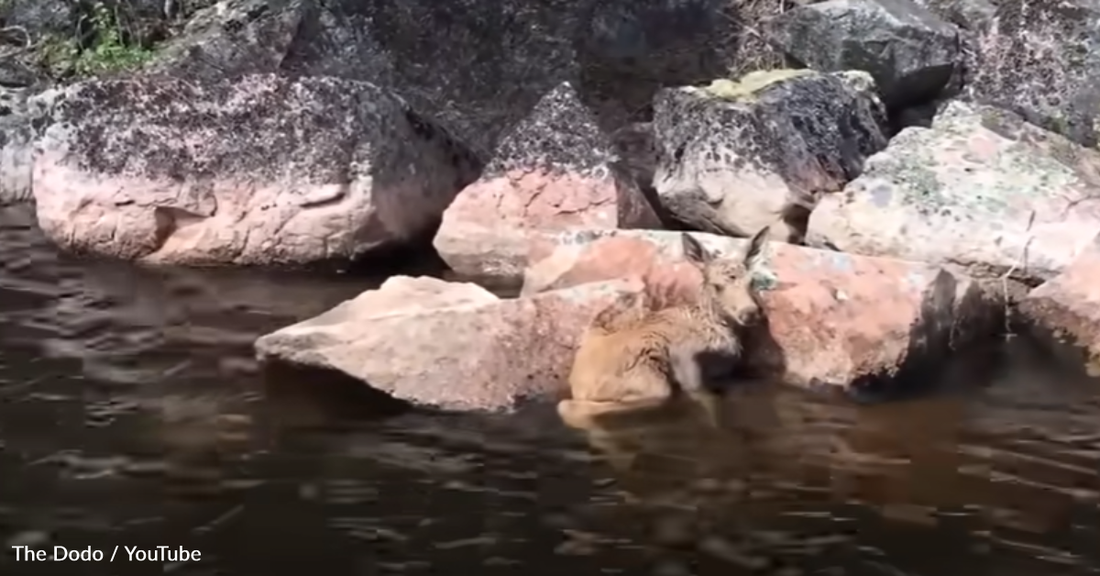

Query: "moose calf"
left=559, top=227, right=770, bottom=428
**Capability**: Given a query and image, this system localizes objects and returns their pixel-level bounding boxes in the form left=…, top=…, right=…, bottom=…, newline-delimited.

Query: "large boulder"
left=522, top=229, right=1001, bottom=396
left=807, top=101, right=1100, bottom=285
left=969, top=0, right=1100, bottom=147
left=652, top=69, right=889, bottom=244
left=254, top=275, right=642, bottom=412
left=32, top=73, right=479, bottom=266
left=768, top=0, right=961, bottom=110
left=433, top=82, right=660, bottom=279
left=143, top=0, right=775, bottom=160
left=1019, top=232, right=1100, bottom=362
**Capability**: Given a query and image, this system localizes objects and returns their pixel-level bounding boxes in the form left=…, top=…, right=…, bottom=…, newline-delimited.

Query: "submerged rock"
left=969, top=0, right=1100, bottom=147
left=768, top=0, right=961, bottom=109
left=32, top=73, right=479, bottom=266
left=1020, top=233, right=1100, bottom=363
left=434, top=82, right=660, bottom=279
left=652, top=69, right=888, bottom=244
left=807, top=101, right=1100, bottom=284
left=522, top=229, right=1000, bottom=395
left=254, top=275, right=642, bottom=412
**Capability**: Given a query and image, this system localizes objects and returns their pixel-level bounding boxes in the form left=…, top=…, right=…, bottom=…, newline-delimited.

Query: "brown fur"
left=559, top=227, right=770, bottom=427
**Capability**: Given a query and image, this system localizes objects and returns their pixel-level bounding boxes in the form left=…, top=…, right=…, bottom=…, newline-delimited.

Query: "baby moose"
left=559, top=227, right=770, bottom=427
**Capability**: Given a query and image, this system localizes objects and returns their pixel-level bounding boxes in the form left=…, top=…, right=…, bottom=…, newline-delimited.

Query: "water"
left=1, top=204, right=1098, bottom=576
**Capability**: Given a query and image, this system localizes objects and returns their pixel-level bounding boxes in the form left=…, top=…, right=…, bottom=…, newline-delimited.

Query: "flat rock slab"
left=1020, top=233, right=1100, bottom=363
left=33, top=73, right=478, bottom=266
left=808, top=101, right=1100, bottom=284
left=254, top=275, right=642, bottom=412
left=523, top=230, right=1001, bottom=394
left=434, top=82, right=659, bottom=279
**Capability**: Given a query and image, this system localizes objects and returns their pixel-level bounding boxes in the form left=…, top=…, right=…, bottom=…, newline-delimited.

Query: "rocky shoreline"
left=3, top=0, right=1100, bottom=410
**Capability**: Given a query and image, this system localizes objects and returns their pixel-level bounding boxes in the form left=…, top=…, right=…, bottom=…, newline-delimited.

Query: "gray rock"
left=0, top=86, right=62, bottom=204
left=807, top=100, right=1100, bottom=284
left=144, top=0, right=774, bottom=160
left=652, top=69, right=888, bottom=243
left=33, top=73, right=480, bottom=266
left=968, top=0, right=1100, bottom=147
left=768, top=0, right=961, bottom=110
left=433, top=82, right=660, bottom=279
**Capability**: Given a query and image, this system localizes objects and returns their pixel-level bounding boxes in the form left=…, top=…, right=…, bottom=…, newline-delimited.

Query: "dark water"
left=1, top=205, right=1098, bottom=576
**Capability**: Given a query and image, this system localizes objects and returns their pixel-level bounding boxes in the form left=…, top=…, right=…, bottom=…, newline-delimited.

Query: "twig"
left=0, top=25, right=34, bottom=60
left=1001, top=209, right=1035, bottom=339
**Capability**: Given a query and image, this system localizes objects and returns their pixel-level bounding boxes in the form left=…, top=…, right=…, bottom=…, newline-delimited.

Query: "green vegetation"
left=25, top=1, right=156, bottom=79
left=698, top=68, right=816, bottom=102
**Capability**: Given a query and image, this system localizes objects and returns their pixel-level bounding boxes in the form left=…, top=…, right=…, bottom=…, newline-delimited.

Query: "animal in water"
left=558, top=226, right=771, bottom=429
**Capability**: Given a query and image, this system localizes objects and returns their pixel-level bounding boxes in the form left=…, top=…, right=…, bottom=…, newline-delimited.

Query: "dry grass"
left=720, top=0, right=803, bottom=78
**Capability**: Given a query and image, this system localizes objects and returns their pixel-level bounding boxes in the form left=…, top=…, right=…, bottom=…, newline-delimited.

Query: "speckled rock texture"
left=1020, top=233, right=1100, bottom=362
left=433, top=82, right=661, bottom=280
left=807, top=101, right=1100, bottom=284
left=0, top=87, right=62, bottom=205
left=33, top=73, right=479, bottom=266
left=143, top=0, right=765, bottom=159
left=969, top=0, right=1100, bottom=147
left=520, top=229, right=1001, bottom=395
left=652, top=70, right=888, bottom=244
left=768, top=0, right=962, bottom=110
left=0, top=88, right=34, bottom=205
left=254, top=275, right=644, bottom=412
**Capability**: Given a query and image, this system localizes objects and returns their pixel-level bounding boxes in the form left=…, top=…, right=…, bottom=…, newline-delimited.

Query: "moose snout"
left=736, top=307, right=763, bottom=326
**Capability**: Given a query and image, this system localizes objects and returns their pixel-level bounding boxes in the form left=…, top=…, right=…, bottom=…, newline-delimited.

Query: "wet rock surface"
left=1020, top=233, right=1100, bottom=362
left=33, top=73, right=479, bottom=266
left=434, top=82, right=660, bottom=279
left=807, top=101, right=1100, bottom=284
left=255, top=275, right=643, bottom=411
left=521, top=229, right=1000, bottom=395
left=652, top=69, right=888, bottom=244
left=768, top=0, right=961, bottom=109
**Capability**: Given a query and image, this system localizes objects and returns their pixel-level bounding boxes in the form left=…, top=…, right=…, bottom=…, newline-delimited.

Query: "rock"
left=1020, top=233, right=1100, bottom=362
left=652, top=69, right=888, bottom=243
left=254, top=275, right=644, bottom=412
left=969, top=0, right=1100, bottom=147
left=32, top=73, right=479, bottom=266
left=912, top=0, right=996, bottom=32
left=0, top=86, right=62, bottom=205
left=807, top=101, right=1100, bottom=284
left=768, top=0, right=961, bottom=110
left=433, top=82, right=660, bottom=279
left=609, top=121, right=659, bottom=195
left=522, top=229, right=1001, bottom=395
left=145, top=0, right=777, bottom=160
left=0, top=115, right=34, bottom=205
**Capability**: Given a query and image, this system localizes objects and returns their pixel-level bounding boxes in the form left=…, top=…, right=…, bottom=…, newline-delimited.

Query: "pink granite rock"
left=1020, top=232, right=1100, bottom=362
left=523, top=229, right=1001, bottom=393
left=254, top=275, right=643, bottom=411
left=32, top=74, right=478, bottom=266
left=433, top=82, right=660, bottom=280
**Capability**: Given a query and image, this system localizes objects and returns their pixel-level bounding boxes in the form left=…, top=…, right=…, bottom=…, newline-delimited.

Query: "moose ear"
left=743, top=226, right=770, bottom=266
left=681, top=233, right=711, bottom=265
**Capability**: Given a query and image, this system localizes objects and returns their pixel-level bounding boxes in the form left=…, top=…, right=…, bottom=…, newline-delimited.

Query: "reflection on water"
left=0, top=205, right=1098, bottom=576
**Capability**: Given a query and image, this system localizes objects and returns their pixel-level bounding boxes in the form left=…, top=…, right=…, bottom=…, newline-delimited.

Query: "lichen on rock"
left=808, top=100, right=1100, bottom=284
left=653, top=68, right=888, bottom=244
left=33, top=73, right=480, bottom=266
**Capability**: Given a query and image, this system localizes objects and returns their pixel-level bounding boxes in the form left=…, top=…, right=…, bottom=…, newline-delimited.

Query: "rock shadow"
left=826, top=275, right=1004, bottom=404
left=258, top=361, right=413, bottom=430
